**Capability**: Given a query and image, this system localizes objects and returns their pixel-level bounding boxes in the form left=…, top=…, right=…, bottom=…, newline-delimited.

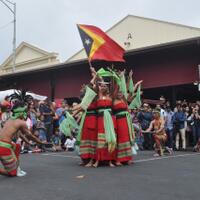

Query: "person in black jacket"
left=191, top=105, right=200, bottom=151
left=172, top=104, right=187, bottom=151
left=137, top=103, right=153, bottom=150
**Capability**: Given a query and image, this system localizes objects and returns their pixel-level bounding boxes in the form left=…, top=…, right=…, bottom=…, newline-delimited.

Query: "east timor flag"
left=77, top=24, right=125, bottom=62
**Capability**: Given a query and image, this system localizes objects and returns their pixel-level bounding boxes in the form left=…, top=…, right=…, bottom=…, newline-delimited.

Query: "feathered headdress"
left=9, top=89, right=33, bottom=105
left=9, top=90, right=33, bottom=119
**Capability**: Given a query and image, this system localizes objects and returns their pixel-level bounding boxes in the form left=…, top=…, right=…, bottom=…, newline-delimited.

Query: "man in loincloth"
left=0, top=100, right=47, bottom=177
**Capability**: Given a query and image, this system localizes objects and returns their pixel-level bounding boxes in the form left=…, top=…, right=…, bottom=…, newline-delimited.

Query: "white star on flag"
left=85, top=39, right=91, bottom=45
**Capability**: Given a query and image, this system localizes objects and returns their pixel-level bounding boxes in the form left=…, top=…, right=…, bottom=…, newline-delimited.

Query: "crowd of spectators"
left=1, top=94, right=200, bottom=154
left=132, top=98, right=200, bottom=152
left=0, top=97, right=77, bottom=153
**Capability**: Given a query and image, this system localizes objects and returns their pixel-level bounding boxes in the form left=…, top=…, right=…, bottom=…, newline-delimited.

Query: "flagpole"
left=88, top=59, right=98, bottom=83
left=88, top=59, right=95, bottom=75
left=88, top=60, right=93, bottom=69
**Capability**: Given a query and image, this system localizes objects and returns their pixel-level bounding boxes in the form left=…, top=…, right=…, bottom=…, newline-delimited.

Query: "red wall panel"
left=129, top=48, right=199, bottom=89
left=17, top=74, right=51, bottom=97
left=54, top=65, right=91, bottom=98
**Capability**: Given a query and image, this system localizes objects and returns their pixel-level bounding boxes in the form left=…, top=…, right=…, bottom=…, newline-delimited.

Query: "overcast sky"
left=1, top=0, right=200, bottom=64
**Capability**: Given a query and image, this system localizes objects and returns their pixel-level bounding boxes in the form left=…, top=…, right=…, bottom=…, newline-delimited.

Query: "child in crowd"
left=35, top=115, right=47, bottom=142
left=52, top=128, right=62, bottom=151
left=64, top=136, right=76, bottom=151
left=30, top=115, right=47, bottom=153
left=20, top=114, right=33, bottom=153
left=131, top=108, right=144, bottom=150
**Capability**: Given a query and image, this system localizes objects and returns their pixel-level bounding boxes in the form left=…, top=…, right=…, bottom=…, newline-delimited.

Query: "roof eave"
left=1, top=36, right=200, bottom=79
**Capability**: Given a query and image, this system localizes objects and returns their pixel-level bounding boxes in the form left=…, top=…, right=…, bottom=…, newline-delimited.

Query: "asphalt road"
left=0, top=150, right=200, bottom=200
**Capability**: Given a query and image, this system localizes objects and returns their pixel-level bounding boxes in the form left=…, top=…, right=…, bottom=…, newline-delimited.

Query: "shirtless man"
left=143, top=109, right=168, bottom=156
left=0, top=104, right=46, bottom=177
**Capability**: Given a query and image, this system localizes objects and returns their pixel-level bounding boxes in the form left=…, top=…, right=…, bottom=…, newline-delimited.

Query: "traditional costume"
left=96, top=98, right=116, bottom=161
left=75, top=86, right=98, bottom=160
left=0, top=140, right=21, bottom=176
left=0, top=91, right=33, bottom=176
left=0, top=106, right=28, bottom=176
left=59, top=111, right=79, bottom=137
left=113, top=102, right=133, bottom=163
left=112, top=71, right=137, bottom=163
left=152, top=110, right=167, bottom=156
left=76, top=86, right=98, bottom=160
left=78, top=101, right=97, bottom=159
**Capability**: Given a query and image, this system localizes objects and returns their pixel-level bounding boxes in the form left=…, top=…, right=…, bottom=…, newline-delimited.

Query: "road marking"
left=134, top=152, right=200, bottom=163
left=41, top=152, right=200, bottom=163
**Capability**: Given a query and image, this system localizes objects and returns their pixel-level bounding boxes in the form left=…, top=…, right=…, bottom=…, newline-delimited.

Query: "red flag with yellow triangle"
left=77, top=24, right=125, bottom=62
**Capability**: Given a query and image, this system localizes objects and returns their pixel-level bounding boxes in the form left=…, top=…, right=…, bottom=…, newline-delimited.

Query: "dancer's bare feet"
left=85, top=160, right=93, bottom=167
left=109, top=161, right=115, bottom=168
left=115, top=161, right=123, bottom=166
left=78, top=162, right=85, bottom=166
left=93, top=161, right=99, bottom=168
left=127, top=160, right=134, bottom=165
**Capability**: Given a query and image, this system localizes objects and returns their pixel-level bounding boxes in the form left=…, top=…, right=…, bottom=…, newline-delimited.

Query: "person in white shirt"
left=156, top=104, right=167, bottom=121
left=64, top=136, right=76, bottom=151
left=165, top=106, right=174, bottom=154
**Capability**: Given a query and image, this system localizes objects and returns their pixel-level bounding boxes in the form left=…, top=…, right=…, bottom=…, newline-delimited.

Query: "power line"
left=0, top=0, right=14, bottom=13
left=0, top=20, right=13, bottom=30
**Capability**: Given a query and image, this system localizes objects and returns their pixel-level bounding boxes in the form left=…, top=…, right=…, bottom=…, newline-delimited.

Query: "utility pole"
left=0, top=0, right=16, bottom=72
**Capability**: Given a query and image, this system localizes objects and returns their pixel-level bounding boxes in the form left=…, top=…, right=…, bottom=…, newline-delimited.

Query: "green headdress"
left=97, top=68, right=113, bottom=77
left=152, top=108, right=161, bottom=114
left=97, top=68, right=121, bottom=85
left=11, top=106, right=27, bottom=120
